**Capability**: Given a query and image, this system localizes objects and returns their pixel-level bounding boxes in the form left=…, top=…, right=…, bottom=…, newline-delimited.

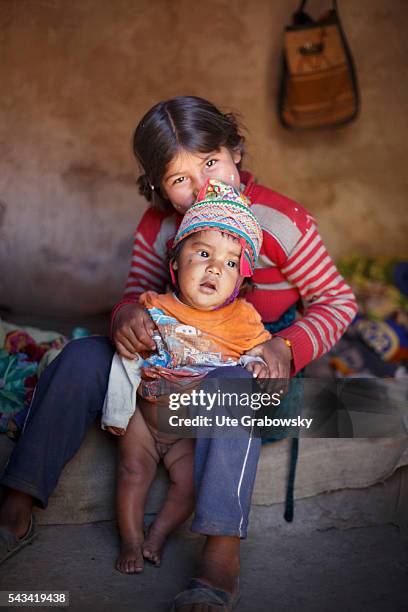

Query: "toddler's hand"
left=139, top=290, right=159, bottom=303
left=106, top=426, right=126, bottom=436
left=244, top=360, right=269, bottom=379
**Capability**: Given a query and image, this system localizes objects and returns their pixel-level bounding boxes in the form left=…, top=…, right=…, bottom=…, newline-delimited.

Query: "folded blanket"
left=0, top=318, right=67, bottom=435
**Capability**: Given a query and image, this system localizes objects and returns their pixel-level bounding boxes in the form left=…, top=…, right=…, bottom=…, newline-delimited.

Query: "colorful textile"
left=337, top=255, right=408, bottom=320
left=111, top=171, right=357, bottom=375
left=0, top=322, right=67, bottom=433
left=331, top=256, right=408, bottom=375
left=328, top=326, right=398, bottom=378
left=354, top=318, right=408, bottom=363
left=173, top=179, right=263, bottom=277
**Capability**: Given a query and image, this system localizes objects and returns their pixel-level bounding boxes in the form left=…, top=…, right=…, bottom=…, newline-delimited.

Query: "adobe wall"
left=0, top=0, right=406, bottom=315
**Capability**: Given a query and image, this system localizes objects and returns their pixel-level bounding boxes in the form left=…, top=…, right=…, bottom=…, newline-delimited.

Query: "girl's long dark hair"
left=133, top=96, right=245, bottom=211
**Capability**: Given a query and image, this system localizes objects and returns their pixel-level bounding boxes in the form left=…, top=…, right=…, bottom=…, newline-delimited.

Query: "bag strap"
left=283, top=437, right=299, bottom=522
left=294, top=0, right=338, bottom=25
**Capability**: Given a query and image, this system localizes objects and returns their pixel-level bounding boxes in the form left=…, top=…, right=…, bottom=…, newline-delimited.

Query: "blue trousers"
left=1, top=339, right=261, bottom=537
left=192, top=367, right=261, bottom=539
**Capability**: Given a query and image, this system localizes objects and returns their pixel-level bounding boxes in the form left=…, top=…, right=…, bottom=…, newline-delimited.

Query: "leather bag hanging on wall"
left=278, top=0, right=360, bottom=129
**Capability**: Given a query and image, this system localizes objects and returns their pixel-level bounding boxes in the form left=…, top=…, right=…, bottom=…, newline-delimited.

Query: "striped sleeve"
left=124, top=228, right=169, bottom=298
left=274, top=225, right=358, bottom=373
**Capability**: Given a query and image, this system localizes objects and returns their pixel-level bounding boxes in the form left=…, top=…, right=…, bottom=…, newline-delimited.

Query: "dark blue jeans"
left=1, top=341, right=261, bottom=538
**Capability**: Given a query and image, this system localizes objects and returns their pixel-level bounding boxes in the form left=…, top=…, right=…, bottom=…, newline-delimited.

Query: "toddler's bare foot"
left=142, top=524, right=168, bottom=567
left=116, top=540, right=144, bottom=574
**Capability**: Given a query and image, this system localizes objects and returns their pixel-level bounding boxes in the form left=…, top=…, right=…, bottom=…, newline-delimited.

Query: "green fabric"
left=0, top=349, right=38, bottom=414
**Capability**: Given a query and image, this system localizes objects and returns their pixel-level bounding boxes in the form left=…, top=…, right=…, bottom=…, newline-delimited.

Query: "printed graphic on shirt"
left=145, top=306, right=237, bottom=370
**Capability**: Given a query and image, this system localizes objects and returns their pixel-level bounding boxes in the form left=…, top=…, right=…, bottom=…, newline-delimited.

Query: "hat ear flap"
left=238, top=238, right=252, bottom=277
left=240, top=257, right=252, bottom=277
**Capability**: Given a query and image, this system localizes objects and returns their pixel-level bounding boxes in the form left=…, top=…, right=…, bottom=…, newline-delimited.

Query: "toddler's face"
left=161, top=147, right=241, bottom=214
left=173, top=230, right=242, bottom=310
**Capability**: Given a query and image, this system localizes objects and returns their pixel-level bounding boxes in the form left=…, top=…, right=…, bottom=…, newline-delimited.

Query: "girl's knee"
left=205, top=365, right=252, bottom=380
left=58, top=336, right=114, bottom=372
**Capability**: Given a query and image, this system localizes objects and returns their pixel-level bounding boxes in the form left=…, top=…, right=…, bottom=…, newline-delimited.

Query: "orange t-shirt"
left=140, top=292, right=271, bottom=367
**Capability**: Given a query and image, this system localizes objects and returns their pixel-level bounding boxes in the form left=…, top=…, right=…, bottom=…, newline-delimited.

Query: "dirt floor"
left=0, top=520, right=407, bottom=612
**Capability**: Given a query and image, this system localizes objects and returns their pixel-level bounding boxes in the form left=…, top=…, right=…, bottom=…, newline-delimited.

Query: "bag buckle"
left=298, top=41, right=324, bottom=55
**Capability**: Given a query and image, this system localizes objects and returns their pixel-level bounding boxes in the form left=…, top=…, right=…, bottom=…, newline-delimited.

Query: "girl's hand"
left=112, top=302, right=156, bottom=359
left=244, top=359, right=269, bottom=379
left=106, top=426, right=126, bottom=436
left=256, top=337, right=292, bottom=379
left=246, top=337, right=292, bottom=393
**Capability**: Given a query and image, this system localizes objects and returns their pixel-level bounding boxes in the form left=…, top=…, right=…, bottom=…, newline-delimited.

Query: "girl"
left=0, top=96, right=357, bottom=611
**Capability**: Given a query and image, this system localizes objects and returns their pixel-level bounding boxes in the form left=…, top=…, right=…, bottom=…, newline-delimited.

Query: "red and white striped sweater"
left=112, top=171, right=358, bottom=374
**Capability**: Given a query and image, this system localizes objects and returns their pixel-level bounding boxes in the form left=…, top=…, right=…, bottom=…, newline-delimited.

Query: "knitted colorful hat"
left=173, top=179, right=263, bottom=277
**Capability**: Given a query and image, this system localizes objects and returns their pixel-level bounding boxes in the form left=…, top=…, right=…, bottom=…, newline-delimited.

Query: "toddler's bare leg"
left=116, top=410, right=159, bottom=574
left=143, top=438, right=195, bottom=566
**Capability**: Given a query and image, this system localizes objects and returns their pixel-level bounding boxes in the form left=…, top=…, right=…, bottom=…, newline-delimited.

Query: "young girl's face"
left=172, top=230, right=242, bottom=310
left=161, top=146, right=241, bottom=214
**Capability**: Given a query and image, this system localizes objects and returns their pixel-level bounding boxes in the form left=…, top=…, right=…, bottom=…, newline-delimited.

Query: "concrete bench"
left=2, top=426, right=406, bottom=532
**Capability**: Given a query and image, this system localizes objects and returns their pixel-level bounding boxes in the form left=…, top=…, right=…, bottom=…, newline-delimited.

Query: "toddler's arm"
left=239, top=353, right=269, bottom=379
